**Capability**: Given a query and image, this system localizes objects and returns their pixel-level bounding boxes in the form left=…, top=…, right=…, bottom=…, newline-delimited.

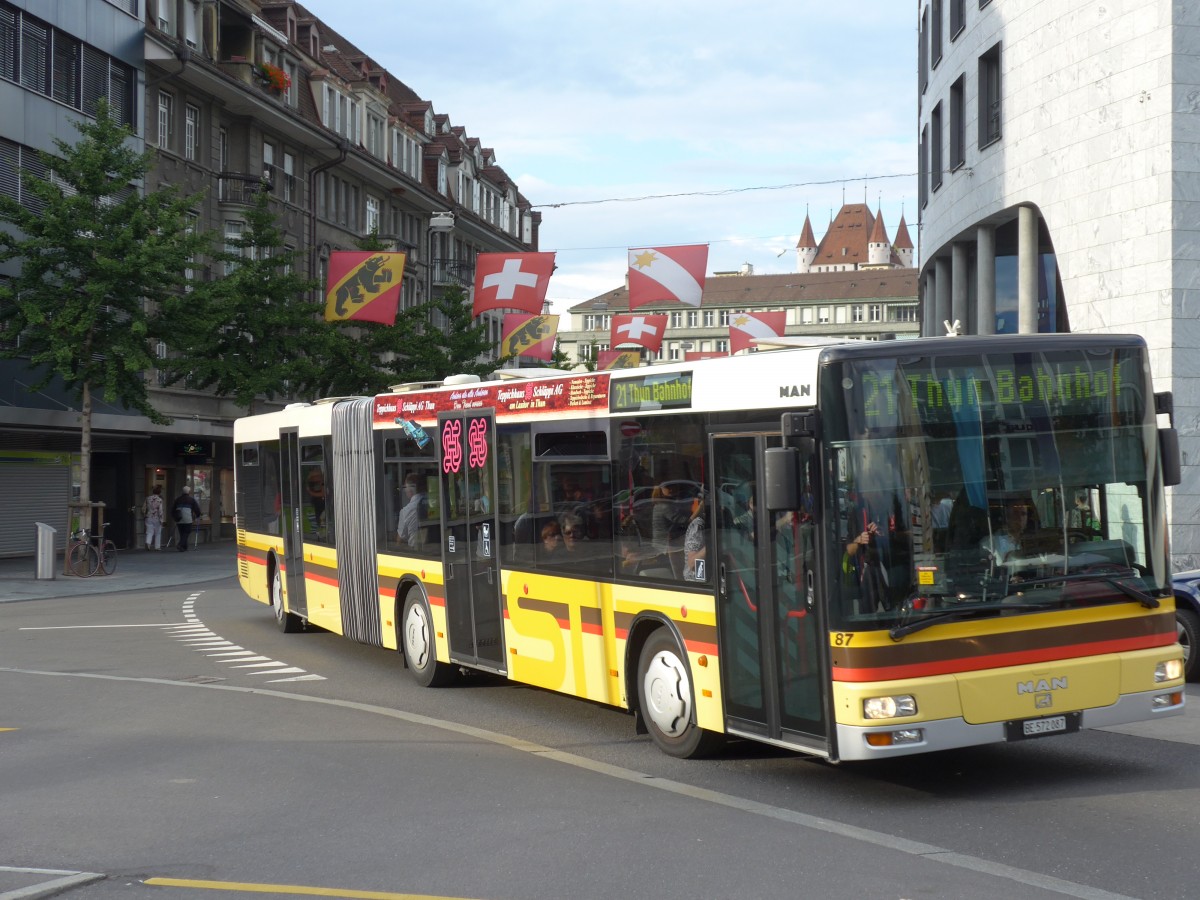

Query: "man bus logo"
left=1017, top=677, right=1068, bottom=694
left=779, top=384, right=811, bottom=398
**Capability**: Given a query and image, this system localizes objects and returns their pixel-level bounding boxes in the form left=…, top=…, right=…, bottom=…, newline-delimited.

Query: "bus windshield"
left=820, top=344, right=1170, bottom=633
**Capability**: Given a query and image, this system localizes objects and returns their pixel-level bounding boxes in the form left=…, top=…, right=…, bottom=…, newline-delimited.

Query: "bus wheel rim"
left=405, top=603, right=431, bottom=669
left=272, top=570, right=285, bottom=623
left=643, top=649, right=690, bottom=737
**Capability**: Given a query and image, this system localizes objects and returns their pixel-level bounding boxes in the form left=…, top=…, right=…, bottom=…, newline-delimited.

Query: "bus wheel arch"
left=630, top=618, right=722, bottom=758
left=268, top=552, right=302, bottom=633
left=398, top=582, right=456, bottom=687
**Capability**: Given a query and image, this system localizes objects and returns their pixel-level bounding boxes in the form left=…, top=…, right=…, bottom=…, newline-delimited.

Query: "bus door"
left=279, top=430, right=308, bottom=620
left=712, top=432, right=828, bottom=754
left=438, top=411, right=506, bottom=671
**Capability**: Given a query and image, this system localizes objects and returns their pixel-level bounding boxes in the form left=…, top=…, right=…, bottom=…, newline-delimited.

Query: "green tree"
left=161, top=187, right=324, bottom=408
left=0, top=100, right=210, bottom=508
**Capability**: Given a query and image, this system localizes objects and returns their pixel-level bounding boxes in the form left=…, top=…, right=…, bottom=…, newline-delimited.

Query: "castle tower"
left=867, top=206, right=891, bottom=267
left=795, top=212, right=818, bottom=273
left=893, top=214, right=914, bottom=268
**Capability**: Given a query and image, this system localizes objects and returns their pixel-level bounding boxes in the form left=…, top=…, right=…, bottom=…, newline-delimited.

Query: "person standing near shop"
left=172, top=486, right=202, bottom=552
left=143, top=485, right=165, bottom=551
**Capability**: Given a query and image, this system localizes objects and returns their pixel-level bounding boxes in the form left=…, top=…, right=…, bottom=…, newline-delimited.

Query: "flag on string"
left=473, top=252, right=556, bottom=316
left=501, top=313, right=559, bottom=361
left=729, top=310, right=786, bottom=353
left=324, top=252, right=406, bottom=324
left=610, top=313, right=668, bottom=353
left=598, top=349, right=642, bottom=370
left=627, top=244, right=707, bottom=309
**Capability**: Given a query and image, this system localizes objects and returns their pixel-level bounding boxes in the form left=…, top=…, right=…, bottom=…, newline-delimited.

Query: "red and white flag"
left=610, top=313, right=668, bottom=353
left=627, top=244, right=707, bottom=309
left=472, top=252, right=556, bottom=317
left=729, top=310, right=786, bottom=354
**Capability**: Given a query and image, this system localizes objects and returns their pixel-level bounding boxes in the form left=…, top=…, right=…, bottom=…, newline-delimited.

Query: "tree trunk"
left=79, top=381, right=92, bottom=507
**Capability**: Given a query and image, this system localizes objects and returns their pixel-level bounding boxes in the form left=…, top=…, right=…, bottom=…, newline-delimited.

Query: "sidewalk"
left=0, top=540, right=236, bottom=603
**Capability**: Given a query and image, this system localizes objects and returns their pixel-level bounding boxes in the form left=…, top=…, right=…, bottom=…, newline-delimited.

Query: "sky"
left=298, top=0, right=918, bottom=315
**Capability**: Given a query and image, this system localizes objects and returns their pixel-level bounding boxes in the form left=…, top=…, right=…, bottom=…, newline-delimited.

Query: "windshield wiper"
left=1012, top=571, right=1159, bottom=608
left=889, top=602, right=1046, bottom=640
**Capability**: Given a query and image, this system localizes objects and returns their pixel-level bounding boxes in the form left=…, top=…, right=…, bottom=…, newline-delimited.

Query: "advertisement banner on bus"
left=373, top=373, right=611, bottom=426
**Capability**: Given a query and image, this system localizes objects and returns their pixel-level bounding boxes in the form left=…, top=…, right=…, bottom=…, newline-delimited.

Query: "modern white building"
left=917, top=0, right=1200, bottom=567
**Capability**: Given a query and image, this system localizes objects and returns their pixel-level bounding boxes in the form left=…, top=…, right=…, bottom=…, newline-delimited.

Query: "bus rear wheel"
left=272, top=565, right=302, bottom=633
left=637, top=628, right=722, bottom=759
left=402, top=592, right=456, bottom=687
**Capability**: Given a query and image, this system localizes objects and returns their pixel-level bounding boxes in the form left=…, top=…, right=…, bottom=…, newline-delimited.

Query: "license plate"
left=1023, top=715, right=1066, bottom=736
left=1005, top=712, right=1080, bottom=741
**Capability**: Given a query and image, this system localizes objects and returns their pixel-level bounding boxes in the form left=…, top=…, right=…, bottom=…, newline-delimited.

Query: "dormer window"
left=309, top=27, right=319, bottom=57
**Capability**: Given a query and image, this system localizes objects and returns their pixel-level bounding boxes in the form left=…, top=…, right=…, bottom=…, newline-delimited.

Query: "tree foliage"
left=161, top=187, right=325, bottom=408
left=0, top=100, right=209, bottom=421
left=0, top=100, right=210, bottom=504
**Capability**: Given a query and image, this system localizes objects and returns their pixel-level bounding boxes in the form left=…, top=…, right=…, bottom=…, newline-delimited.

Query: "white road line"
left=19, top=623, right=191, bottom=630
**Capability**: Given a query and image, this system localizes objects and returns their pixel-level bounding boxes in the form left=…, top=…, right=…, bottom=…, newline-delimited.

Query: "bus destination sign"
left=610, top=372, right=694, bottom=413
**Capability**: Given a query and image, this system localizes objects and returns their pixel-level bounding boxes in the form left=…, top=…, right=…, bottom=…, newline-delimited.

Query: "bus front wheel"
left=401, top=592, right=456, bottom=687
left=272, top=565, right=302, bottom=633
left=637, top=628, right=722, bottom=758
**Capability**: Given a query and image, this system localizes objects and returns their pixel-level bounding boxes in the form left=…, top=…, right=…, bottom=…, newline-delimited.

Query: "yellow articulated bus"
left=234, top=333, right=1185, bottom=761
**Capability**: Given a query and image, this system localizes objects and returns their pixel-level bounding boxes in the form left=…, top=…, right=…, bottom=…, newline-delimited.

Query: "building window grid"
left=0, top=7, right=135, bottom=128
left=157, top=91, right=173, bottom=149
left=950, top=75, right=965, bottom=170
left=930, top=102, right=943, bottom=192
left=979, top=43, right=1002, bottom=147
left=184, top=104, right=199, bottom=161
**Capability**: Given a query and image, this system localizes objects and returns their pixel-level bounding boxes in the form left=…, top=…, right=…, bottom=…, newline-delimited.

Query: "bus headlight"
left=1155, top=659, right=1183, bottom=682
left=863, top=695, right=917, bottom=719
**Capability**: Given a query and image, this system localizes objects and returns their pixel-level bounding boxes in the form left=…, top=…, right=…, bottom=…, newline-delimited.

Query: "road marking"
left=0, top=865, right=104, bottom=899
left=0, top=666, right=1143, bottom=900
left=19, top=623, right=191, bottom=630
left=0, top=727, right=16, bottom=732
left=143, top=876, right=478, bottom=900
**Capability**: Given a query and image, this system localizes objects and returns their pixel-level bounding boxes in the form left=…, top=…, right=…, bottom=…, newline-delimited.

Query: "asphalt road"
left=1, top=571, right=1198, bottom=900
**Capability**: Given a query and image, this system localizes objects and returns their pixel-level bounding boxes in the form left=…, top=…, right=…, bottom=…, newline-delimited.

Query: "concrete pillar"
left=951, top=242, right=969, bottom=334
left=921, top=269, right=935, bottom=336
left=977, top=224, right=996, bottom=335
left=934, top=256, right=952, bottom=337
left=1018, top=205, right=1039, bottom=334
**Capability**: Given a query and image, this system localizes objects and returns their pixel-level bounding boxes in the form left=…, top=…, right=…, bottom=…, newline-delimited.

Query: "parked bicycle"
left=67, top=522, right=118, bottom=577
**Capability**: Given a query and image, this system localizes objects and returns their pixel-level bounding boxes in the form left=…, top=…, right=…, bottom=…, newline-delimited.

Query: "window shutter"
left=0, top=6, right=17, bottom=82
left=20, top=17, right=48, bottom=94
left=0, top=138, right=19, bottom=203
left=81, top=45, right=107, bottom=117
left=52, top=30, right=80, bottom=108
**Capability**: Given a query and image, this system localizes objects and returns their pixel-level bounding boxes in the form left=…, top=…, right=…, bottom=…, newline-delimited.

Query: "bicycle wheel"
left=69, top=542, right=98, bottom=577
left=100, top=540, right=118, bottom=575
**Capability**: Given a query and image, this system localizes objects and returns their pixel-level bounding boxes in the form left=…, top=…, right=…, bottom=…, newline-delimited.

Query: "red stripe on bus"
left=428, top=593, right=445, bottom=608
left=832, top=632, right=1177, bottom=682
left=304, top=570, right=338, bottom=588
left=685, top=640, right=719, bottom=655
left=238, top=553, right=267, bottom=568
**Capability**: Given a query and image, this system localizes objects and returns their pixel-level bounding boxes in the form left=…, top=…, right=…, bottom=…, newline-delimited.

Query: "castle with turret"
left=793, top=203, right=914, bottom=273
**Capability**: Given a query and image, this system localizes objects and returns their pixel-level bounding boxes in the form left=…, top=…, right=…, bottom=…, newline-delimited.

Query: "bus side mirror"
left=1160, top=427, right=1181, bottom=487
left=765, top=447, right=799, bottom=510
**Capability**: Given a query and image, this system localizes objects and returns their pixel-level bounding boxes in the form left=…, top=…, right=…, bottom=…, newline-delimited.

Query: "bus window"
left=380, top=428, right=437, bottom=557
left=300, top=441, right=331, bottom=544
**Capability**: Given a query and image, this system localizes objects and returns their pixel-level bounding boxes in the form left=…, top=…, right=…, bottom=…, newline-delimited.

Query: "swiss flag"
left=610, top=313, right=668, bottom=353
left=472, top=252, right=556, bottom=317
left=627, top=244, right=707, bottom=308
left=729, top=310, right=786, bottom=353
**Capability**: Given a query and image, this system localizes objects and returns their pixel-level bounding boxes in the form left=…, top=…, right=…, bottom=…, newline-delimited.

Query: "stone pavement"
left=0, top=539, right=236, bottom=603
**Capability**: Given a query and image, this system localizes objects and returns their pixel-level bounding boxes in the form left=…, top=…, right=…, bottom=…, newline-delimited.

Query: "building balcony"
left=218, top=172, right=271, bottom=206
left=430, top=258, right=474, bottom=288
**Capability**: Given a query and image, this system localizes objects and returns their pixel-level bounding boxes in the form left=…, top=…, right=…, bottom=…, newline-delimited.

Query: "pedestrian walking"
left=172, top=486, right=202, bottom=552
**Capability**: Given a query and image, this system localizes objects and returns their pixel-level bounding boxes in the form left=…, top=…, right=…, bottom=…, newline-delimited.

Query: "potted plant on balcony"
left=257, top=62, right=291, bottom=94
